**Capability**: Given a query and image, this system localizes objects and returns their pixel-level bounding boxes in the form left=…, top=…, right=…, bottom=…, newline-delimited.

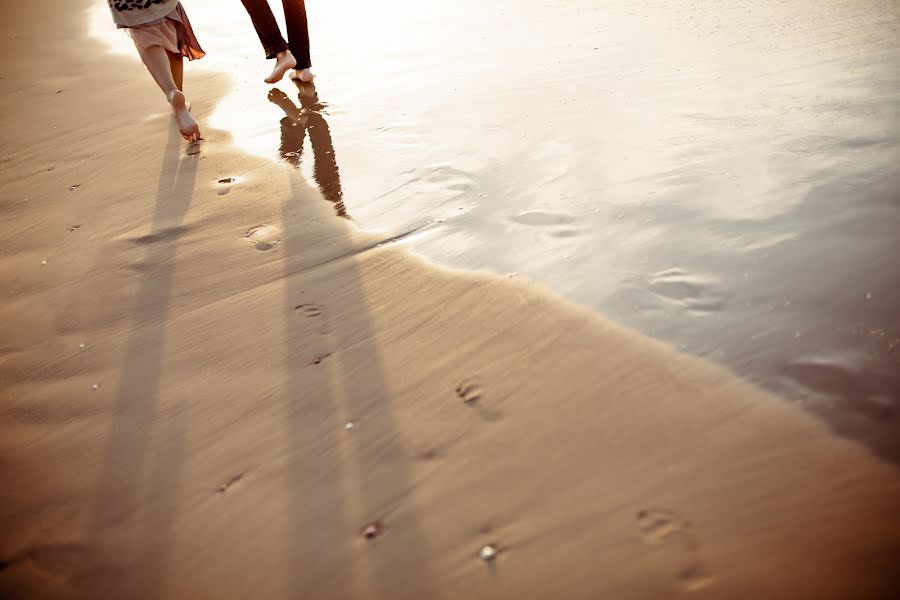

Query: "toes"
left=181, top=126, right=200, bottom=142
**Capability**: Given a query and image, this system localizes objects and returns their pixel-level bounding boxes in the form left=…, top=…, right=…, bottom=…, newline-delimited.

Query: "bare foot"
left=265, top=50, right=297, bottom=84
left=291, top=68, right=315, bottom=83
left=168, top=90, right=200, bottom=142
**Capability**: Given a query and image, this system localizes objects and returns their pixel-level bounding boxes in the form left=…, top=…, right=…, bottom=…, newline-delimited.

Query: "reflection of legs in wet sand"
left=269, top=82, right=347, bottom=218
left=241, top=0, right=315, bottom=84
left=135, top=44, right=201, bottom=142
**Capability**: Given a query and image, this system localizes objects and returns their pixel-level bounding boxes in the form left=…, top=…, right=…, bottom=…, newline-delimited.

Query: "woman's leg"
left=168, top=51, right=184, bottom=91
left=136, top=43, right=200, bottom=141
left=241, top=0, right=297, bottom=83
left=283, top=0, right=314, bottom=81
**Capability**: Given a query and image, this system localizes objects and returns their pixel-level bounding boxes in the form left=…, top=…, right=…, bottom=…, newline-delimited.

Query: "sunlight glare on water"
left=88, top=0, right=458, bottom=162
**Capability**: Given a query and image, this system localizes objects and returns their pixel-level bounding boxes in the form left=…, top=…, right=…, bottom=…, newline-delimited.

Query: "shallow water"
left=91, top=0, right=900, bottom=459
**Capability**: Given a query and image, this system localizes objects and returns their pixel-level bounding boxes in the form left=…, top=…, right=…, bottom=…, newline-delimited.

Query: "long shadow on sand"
left=86, top=81, right=436, bottom=598
left=87, top=126, right=197, bottom=597
left=273, top=79, right=436, bottom=599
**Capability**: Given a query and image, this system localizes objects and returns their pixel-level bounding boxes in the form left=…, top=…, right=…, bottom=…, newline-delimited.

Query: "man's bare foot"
left=265, top=50, right=297, bottom=84
left=291, top=68, right=315, bottom=83
left=168, top=90, right=201, bottom=142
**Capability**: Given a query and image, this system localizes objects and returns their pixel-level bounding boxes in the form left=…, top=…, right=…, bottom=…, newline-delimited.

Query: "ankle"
left=168, top=90, right=188, bottom=109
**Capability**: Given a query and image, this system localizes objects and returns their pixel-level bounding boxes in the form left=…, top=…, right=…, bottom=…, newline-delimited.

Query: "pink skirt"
left=123, top=4, right=205, bottom=60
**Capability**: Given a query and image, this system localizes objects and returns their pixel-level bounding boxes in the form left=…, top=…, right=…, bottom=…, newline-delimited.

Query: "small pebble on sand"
left=345, top=422, right=354, bottom=430
left=480, top=545, right=497, bottom=561
left=91, top=384, right=99, bottom=390
left=362, top=522, right=382, bottom=540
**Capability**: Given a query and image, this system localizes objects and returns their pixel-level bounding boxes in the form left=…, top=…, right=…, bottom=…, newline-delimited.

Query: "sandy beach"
left=2, top=1, right=899, bottom=598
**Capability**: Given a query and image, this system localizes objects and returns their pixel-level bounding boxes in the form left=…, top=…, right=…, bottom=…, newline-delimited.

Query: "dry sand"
left=2, top=2, right=899, bottom=599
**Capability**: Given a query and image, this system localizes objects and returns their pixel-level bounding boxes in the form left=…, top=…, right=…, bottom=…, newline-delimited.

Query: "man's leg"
left=283, top=0, right=312, bottom=71
left=241, top=0, right=297, bottom=82
left=240, top=0, right=289, bottom=58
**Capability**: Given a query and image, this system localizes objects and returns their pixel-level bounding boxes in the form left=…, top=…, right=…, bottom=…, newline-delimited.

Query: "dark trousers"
left=240, top=0, right=311, bottom=69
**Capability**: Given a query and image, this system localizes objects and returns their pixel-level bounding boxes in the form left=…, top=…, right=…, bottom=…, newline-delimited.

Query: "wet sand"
left=2, top=1, right=900, bottom=599
left=87, top=0, right=900, bottom=459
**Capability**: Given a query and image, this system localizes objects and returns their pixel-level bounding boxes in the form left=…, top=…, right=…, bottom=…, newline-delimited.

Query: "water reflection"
left=270, top=81, right=348, bottom=219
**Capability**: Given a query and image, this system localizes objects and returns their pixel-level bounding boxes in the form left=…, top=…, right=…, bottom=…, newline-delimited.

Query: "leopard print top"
left=108, top=0, right=178, bottom=28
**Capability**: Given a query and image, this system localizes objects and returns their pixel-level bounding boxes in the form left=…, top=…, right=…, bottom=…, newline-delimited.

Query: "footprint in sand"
left=295, top=303, right=323, bottom=318
left=678, top=563, right=716, bottom=592
left=648, top=268, right=731, bottom=313
left=636, top=509, right=715, bottom=592
left=636, top=509, right=692, bottom=545
left=217, top=176, right=237, bottom=196
left=510, top=211, right=579, bottom=239
left=456, top=378, right=504, bottom=422
left=456, top=378, right=483, bottom=404
left=294, top=303, right=330, bottom=334
left=244, top=225, right=281, bottom=252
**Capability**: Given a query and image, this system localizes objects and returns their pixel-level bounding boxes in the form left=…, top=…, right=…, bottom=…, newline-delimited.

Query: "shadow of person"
left=270, top=81, right=348, bottom=219
left=87, top=127, right=198, bottom=598
left=274, top=84, right=437, bottom=598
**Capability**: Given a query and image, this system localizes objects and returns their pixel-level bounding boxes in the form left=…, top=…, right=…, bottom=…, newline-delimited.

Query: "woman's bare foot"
left=291, top=68, right=315, bottom=83
left=265, top=50, right=297, bottom=84
left=168, top=90, right=201, bottom=142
